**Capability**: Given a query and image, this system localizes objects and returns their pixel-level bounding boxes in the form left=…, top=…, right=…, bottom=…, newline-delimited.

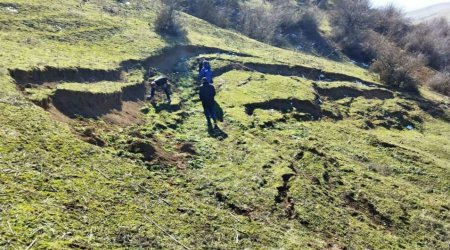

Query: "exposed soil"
left=103, top=101, right=145, bottom=126
left=215, top=192, right=252, bottom=216
left=128, top=140, right=157, bottom=161
left=32, top=82, right=146, bottom=119
left=275, top=173, right=295, bottom=204
left=245, top=99, right=322, bottom=119
left=121, top=82, right=146, bottom=102
left=52, top=89, right=122, bottom=118
left=274, top=173, right=297, bottom=219
left=179, top=143, right=197, bottom=155
left=316, top=86, right=394, bottom=101
left=344, top=192, right=393, bottom=227
left=81, top=127, right=106, bottom=147
left=10, top=67, right=122, bottom=85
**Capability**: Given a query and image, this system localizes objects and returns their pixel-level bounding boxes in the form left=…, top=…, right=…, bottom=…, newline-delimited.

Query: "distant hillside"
left=407, top=3, right=450, bottom=22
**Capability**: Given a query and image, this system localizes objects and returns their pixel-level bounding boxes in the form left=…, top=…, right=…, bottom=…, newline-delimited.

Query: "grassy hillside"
left=1, top=0, right=449, bottom=249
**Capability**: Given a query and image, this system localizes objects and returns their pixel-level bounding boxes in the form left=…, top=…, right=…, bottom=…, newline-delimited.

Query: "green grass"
left=214, top=71, right=316, bottom=124
left=317, top=80, right=375, bottom=90
left=217, top=71, right=316, bottom=105
left=166, top=112, right=447, bottom=249
left=57, top=81, right=132, bottom=94
left=206, top=54, right=378, bottom=83
left=163, top=87, right=449, bottom=249
left=24, top=87, right=54, bottom=102
left=0, top=0, right=449, bottom=249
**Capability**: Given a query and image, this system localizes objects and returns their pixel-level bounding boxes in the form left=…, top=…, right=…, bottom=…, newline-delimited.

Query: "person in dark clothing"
left=148, top=75, right=171, bottom=104
left=199, top=77, right=217, bottom=128
left=198, top=60, right=213, bottom=84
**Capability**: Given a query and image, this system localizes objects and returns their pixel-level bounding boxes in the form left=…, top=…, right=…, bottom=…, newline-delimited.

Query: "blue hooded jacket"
left=199, top=61, right=213, bottom=83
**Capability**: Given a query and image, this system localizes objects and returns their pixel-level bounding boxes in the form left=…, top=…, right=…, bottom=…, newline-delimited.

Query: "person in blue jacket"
left=198, top=60, right=213, bottom=84
left=199, top=77, right=217, bottom=128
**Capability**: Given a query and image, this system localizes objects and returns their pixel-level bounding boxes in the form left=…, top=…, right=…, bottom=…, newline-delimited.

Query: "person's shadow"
left=214, top=101, right=224, bottom=122
left=208, top=124, right=228, bottom=140
left=208, top=102, right=228, bottom=140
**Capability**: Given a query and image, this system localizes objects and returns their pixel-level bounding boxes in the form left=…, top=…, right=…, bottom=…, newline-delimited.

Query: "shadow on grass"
left=215, top=101, right=224, bottom=122
left=399, top=92, right=450, bottom=123
left=207, top=102, right=228, bottom=140
left=151, top=102, right=181, bottom=113
left=208, top=124, right=228, bottom=140
left=158, top=30, right=190, bottom=47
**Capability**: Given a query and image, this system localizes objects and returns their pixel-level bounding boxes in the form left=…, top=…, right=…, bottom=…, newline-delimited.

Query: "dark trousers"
left=202, top=102, right=217, bottom=123
left=150, top=85, right=171, bottom=101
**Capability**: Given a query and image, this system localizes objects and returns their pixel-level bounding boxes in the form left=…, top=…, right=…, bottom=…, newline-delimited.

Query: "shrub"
left=154, top=0, right=184, bottom=36
left=184, top=0, right=219, bottom=24
left=173, top=0, right=328, bottom=48
left=332, top=0, right=374, bottom=39
left=372, top=4, right=410, bottom=43
left=181, top=0, right=240, bottom=28
left=428, top=71, right=450, bottom=96
left=403, top=18, right=450, bottom=71
left=370, top=36, right=421, bottom=91
left=328, top=0, right=449, bottom=94
left=274, top=0, right=303, bottom=27
left=331, top=0, right=376, bottom=62
left=238, top=4, right=280, bottom=43
left=298, top=8, right=320, bottom=35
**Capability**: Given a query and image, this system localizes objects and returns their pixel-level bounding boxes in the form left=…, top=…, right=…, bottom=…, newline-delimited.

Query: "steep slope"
left=407, top=3, right=450, bottom=22
left=1, top=0, right=449, bottom=249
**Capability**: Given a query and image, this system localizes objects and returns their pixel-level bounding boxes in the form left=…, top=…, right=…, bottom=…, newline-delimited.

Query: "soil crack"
left=244, top=98, right=322, bottom=120
left=274, top=173, right=297, bottom=219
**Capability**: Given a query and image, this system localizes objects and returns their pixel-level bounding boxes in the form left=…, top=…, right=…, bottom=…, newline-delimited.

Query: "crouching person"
left=199, top=77, right=217, bottom=129
left=148, top=75, right=171, bottom=104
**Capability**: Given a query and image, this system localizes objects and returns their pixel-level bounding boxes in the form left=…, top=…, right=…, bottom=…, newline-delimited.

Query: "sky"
left=370, top=0, right=450, bottom=12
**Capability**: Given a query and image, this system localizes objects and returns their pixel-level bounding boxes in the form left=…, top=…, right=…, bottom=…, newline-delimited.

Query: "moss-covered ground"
left=1, top=0, right=449, bottom=249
